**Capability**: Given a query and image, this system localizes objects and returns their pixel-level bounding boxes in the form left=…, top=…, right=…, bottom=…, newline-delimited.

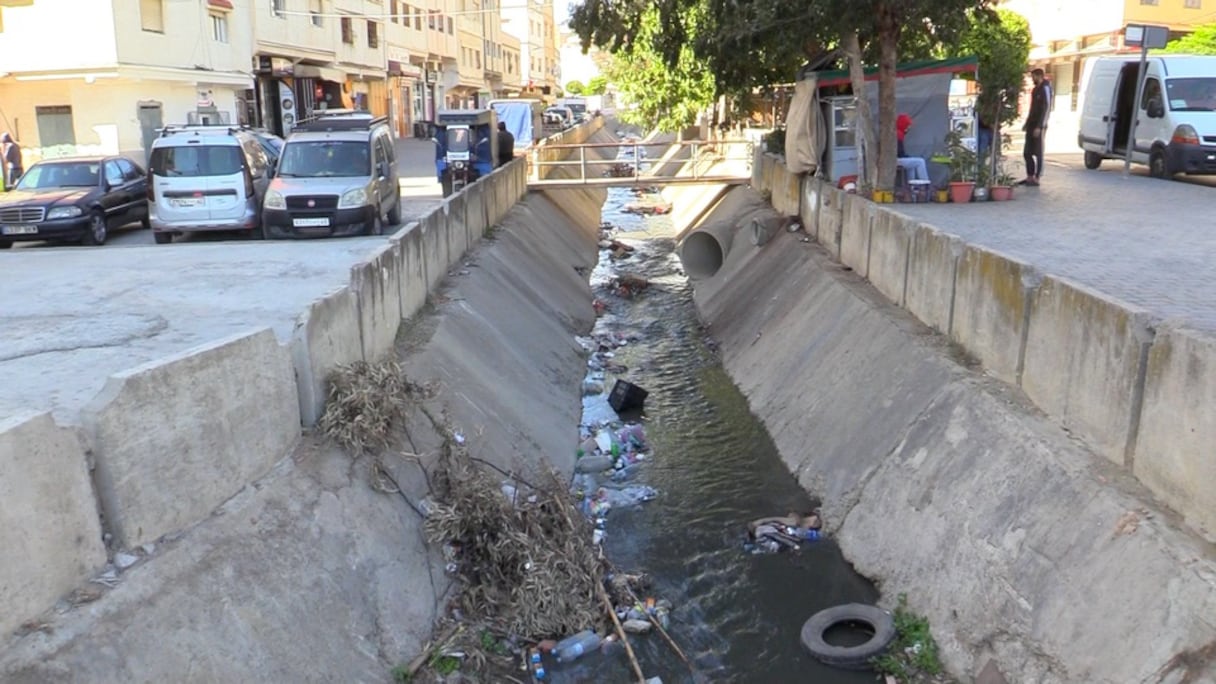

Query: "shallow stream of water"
left=549, top=179, right=881, bottom=683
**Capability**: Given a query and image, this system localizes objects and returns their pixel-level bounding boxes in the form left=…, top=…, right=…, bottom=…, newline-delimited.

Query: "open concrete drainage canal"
left=552, top=177, right=879, bottom=683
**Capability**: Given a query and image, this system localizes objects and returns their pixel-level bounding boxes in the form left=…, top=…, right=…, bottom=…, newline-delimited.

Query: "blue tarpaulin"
left=491, top=101, right=536, bottom=147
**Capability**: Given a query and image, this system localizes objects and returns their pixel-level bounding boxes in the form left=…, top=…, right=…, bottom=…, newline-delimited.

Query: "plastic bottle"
left=555, top=630, right=602, bottom=663
left=529, top=649, right=546, bottom=680
left=803, top=528, right=821, bottom=541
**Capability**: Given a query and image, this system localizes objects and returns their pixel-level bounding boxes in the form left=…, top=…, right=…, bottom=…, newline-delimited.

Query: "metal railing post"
left=580, top=145, right=587, bottom=183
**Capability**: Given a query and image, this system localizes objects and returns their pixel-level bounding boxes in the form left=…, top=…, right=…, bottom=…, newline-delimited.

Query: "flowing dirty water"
left=548, top=174, right=880, bottom=683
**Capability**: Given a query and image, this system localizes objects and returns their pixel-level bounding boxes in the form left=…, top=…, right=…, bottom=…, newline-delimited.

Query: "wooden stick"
left=403, top=623, right=463, bottom=678
left=644, top=609, right=690, bottom=667
left=600, top=587, right=647, bottom=684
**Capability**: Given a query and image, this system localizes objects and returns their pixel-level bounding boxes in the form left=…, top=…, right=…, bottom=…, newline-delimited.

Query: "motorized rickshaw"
left=431, top=109, right=497, bottom=197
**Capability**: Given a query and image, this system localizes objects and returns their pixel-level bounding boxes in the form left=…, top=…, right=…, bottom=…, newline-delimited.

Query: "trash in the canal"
left=575, top=454, right=614, bottom=473
left=614, top=272, right=650, bottom=298
left=622, top=619, right=652, bottom=634
left=608, top=379, right=649, bottom=413
left=622, top=203, right=671, bottom=215
left=745, top=511, right=824, bottom=554
left=598, top=484, right=658, bottom=508
left=555, top=629, right=602, bottom=663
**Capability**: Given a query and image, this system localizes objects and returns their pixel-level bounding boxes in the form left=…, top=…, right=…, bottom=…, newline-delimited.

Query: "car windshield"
left=15, top=162, right=99, bottom=190
left=445, top=128, right=470, bottom=153
left=566, top=103, right=587, bottom=115
left=149, top=145, right=244, bottom=177
left=1166, top=77, right=1216, bottom=111
left=276, top=141, right=369, bottom=177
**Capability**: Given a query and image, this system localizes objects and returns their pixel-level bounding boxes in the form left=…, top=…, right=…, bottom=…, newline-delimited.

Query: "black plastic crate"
left=608, top=380, right=649, bottom=413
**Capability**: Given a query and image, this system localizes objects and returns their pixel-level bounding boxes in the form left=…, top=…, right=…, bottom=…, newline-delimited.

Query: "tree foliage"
left=565, top=80, right=585, bottom=95
left=585, top=75, right=609, bottom=95
left=1164, top=23, right=1216, bottom=55
left=601, top=7, right=715, bottom=132
left=950, top=8, right=1032, bottom=127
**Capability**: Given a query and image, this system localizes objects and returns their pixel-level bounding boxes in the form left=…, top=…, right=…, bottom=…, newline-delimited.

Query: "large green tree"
left=950, top=8, right=1032, bottom=127
left=571, top=0, right=995, bottom=190
left=601, top=7, right=716, bottom=131
left=1164, top=24, right=1216, bottom=55
left=565, top=80, right=586, bottom=95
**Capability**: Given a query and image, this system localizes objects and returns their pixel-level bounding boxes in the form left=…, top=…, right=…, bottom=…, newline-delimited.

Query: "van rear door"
left=1079, top=59, right=1123, bottom=153
left=148, top=142, right=244, bottom=222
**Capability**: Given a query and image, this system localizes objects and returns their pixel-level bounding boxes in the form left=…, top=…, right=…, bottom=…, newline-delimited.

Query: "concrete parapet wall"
left=1022, top=277, right=1155, bottom=467
left=393, top=222, right=428, bottom=319
left=839, top=192, right=873, bottom=277
left=0, top=412, right=106, bottom=639
left=1133, top=326, right=1216, bottom=541
left=83, top=328, right=300, bottom=549
left=800, top=176, right=823, bottom=238
left=949, top=246, right=1038, bottom=385
left=291, top=286, right=363, bottom=426
left=352, top=242, right=404, bottom=363
left=817, top=184, right=844, bottom=259
left=867, top=211, right=915, bottom=307
left=903, top=225, right=963, bottom=334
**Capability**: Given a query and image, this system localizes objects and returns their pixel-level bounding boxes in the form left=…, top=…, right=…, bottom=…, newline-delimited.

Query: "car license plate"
left=293, top=217, right=330, bottom=227
left=171, top=197, right=204, bottom=208
left=2, top=225, right=37, bottom=235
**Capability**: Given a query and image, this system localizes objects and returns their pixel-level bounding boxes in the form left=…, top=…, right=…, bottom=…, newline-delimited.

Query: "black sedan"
left=0, top=155, right=150, bottom=248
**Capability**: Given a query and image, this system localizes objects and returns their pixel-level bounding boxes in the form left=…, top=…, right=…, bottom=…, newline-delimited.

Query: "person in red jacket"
left=895, top=112, right=928, bottom=182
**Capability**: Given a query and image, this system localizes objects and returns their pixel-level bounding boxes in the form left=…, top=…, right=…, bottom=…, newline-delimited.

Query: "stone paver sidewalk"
left=894, top=156, right=1216, bottom=331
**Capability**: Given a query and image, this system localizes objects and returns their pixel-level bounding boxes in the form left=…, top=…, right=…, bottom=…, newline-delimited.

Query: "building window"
left=476, top=51, right=481, bottom=69
left=271, top=0, right=285, bottom=17
left=413, top=6, right=422, bottom=30
left=390, top=0, right=398, bottom=22
left=140, top=0, right=164, bottom=32
left=35, top=106, right=76, bottom=147
left=341, top=16, right=354, bottom=43
left=210, top=12, right=228, bottom=42
left=446, top=16, right=453, bottom=34
left=1186, top=0, right=1201, bottom=7
left=428, top=10, right=436, bottom=30
left=1139, top=0, right=1158, bottom=4
left=367, top=20, right=379, bottom=48
left=310, top=0, right=323, bottom=26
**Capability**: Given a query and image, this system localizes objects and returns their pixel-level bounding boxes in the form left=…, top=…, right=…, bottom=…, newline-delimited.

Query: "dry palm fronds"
left=318, top=360, right=430, bottom=455
left=424, top=447, right=605, bottom=641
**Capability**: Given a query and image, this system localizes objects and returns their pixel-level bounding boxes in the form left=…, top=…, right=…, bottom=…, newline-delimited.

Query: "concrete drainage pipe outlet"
left=678, top=220, right=736, bottom=279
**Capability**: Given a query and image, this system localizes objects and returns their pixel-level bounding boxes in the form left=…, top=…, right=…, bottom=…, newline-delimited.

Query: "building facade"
left=1000, top=0, right=1207, bottom=151
left=502, top=0, right=558, bottom=99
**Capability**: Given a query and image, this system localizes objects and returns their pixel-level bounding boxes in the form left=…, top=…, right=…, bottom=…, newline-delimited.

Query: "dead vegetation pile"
left=318, top=360, right=431, bottom=455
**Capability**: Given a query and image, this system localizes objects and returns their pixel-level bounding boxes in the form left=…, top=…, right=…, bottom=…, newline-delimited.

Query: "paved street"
left=896, top=154, right=1216, bottom=331
left=11, top=137, right=442, bottom=249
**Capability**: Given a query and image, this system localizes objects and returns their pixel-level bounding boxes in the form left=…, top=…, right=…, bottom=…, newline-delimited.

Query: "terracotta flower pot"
left=990, top=185, right=1014, bottom=201
left=948, top=181, right=975, bottom=204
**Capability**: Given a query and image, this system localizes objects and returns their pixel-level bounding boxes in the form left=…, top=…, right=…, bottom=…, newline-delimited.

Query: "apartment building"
left=0, top=0, right=254, bottom=163
left=502, top=0, right=558, bottom=98
left=452, top=0, right=485, bottom=107
left=385, top=0, right=427, bottom=137
left=999, top=0, right=1207, bottom=150
left=500, top=31, right=523, bottom=95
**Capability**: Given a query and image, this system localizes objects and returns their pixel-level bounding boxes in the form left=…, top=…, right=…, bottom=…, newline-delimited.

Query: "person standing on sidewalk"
left=496, top=122, right=514, bottom=168
left=1, top=132, right=22, bottom=190
left=1021, top=68, right=1052, bottom=186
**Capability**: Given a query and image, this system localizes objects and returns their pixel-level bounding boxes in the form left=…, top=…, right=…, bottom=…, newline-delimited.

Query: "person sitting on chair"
left=895, top=113, right=929, bottom=182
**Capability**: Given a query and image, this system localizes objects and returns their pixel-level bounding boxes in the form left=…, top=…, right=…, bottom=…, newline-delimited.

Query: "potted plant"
left=944, top=129, right=976, bottom=203
left=990, top=161, right=1016, bottom=201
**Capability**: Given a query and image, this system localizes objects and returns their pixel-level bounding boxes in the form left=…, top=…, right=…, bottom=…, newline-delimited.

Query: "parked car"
left=262, top=110, right=401, bottom=239
left=1079, top=55, right=1216, bottom=178
left=251, top=128, right=285, bottom=165
left=544, top=106, right=575, bottom=128
left=0, top=155, right=148, bottom=248
left=147, top=124, right=273, bottom=243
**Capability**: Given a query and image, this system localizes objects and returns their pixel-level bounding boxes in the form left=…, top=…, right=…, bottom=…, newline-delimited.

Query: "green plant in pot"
left=990, top=159, right=1017, bottom=201
left=945, top=129, right=976, bottom=204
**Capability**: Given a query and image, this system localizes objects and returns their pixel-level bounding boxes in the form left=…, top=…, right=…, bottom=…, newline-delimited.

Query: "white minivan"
left=1078, top=55, right=1216, bottom=178
left=147, top=125, right=272, bottom=243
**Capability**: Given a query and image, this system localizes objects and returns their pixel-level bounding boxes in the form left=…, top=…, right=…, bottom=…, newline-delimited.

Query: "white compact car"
left=262, top=111, right=401, bottom=238
left=147, top=125, right=273, bottom=243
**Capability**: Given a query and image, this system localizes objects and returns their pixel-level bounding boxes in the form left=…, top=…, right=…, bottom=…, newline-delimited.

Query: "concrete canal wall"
left=699, top=159, right=1216, bottom=682
left=0, top=121, right=610, bottom=671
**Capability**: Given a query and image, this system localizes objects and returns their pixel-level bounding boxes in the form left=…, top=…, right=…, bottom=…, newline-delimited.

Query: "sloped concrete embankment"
left=690, top=183, right=1216, bottom=682
left=0, top=126, right=611, bottom=679
left=754, top=151, right=1216, bottom=543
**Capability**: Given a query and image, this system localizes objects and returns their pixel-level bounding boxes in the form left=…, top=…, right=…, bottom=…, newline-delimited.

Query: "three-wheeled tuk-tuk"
left=432, top=109, right=498, bottom=197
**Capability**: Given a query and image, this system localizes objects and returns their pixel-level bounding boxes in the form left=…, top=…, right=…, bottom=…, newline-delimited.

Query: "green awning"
left=807, top=56, right=980, bottom=88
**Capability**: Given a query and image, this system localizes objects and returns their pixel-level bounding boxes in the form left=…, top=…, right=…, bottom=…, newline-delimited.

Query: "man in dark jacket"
left=1, top=132, right=22, bottom=190
left=1021, top=68, right=1052, bottom=186
left=496, top=122, right=514, bottom=168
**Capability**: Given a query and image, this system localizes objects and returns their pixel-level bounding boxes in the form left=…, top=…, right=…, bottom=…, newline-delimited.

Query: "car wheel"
left=1083, top=151, right=1102, bottom=170
left=153, top=232, right=173, bottom=245
left=1149, top=147, right=1172, bottom=179
left=82, top=211, right=108, bottom=246
left=140, top=213, right=152, bottom=230
left=387, top=195, right=402, bottom=225
left=0, top=240, right=11, bottom=250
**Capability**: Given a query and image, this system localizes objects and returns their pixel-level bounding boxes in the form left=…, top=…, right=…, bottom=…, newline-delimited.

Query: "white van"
left=262, top=111, right=401, bottom=239
left=1078, top=55, right=1216, bottom=178
left=147, top=125, right=272, bottom=243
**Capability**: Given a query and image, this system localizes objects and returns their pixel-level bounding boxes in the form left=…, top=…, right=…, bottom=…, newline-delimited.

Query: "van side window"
left=243, top=139, right=268, bottom=175
left=381, top=132, right=396, bottom=163
left=372, top=136, right=386, bottom=168
left=1141, top=77, right=1162, bottom=110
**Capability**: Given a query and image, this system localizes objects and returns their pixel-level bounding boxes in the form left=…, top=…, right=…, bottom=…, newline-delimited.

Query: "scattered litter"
left=614, top=273, right=650, bottom=298
left=114, top=552, right=140, bottom=570
left=91, top=568, right=120, bottom=588
left=608, top=380, right=649, bottom=413
left=621, top=619, right=652, bottom=634
left=1113, top=510, right=1141, bottom=537
left=622, top=203, right=671, bottom=216
left=68, top=587, right=103, bottom=606
left=575, top=455, right=614, bottom=474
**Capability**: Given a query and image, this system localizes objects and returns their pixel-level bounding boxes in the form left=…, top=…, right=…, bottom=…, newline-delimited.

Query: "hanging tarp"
left=784, top=77, right=826, bottom=174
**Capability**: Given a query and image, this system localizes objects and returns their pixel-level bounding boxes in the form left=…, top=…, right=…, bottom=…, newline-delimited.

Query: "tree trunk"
left=875, top=11, right=899, bottom=191
left=844, top=31, right=877, bottom=190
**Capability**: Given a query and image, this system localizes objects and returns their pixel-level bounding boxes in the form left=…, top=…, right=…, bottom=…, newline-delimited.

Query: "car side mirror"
left=1147, top=98, right=1165, bottom=118
left=379, top=161, right=391, bottom=178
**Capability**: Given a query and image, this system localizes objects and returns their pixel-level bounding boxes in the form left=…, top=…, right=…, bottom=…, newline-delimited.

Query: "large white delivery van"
left=1078, top=55, right=1216, bottom=178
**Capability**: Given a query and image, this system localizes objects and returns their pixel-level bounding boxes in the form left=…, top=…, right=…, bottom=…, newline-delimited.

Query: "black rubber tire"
left=1149, top=147, right=1172, bottom=179
left=1083, top=151, right=1102, bottom=170
left=801, top=603, right=896, bottom=670
left=81, top=211, right=107, bottom=246
left=387, top=195, right=402, bottom=225
left=0, top=240, right=11, bottom=249
left=153, top=232, right=173, bottom=245
left=140, top=213, right=152, bottom=230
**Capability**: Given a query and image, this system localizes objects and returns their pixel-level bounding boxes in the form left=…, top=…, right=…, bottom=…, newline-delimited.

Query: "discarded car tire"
left=800, top=603, right=896, bottom=670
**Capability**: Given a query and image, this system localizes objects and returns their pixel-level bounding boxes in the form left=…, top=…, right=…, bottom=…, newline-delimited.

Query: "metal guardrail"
left=527, top=139, right=755, bottom=188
